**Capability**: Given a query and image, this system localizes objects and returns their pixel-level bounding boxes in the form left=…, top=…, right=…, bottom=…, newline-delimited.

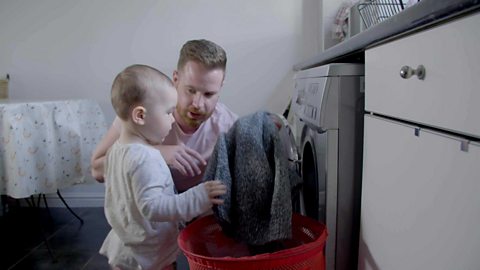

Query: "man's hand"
left=91, top=156, right=105, bottom=183
left=90, top=117, right=123, bottom=183
left=157, top=144, right=207, bottom=177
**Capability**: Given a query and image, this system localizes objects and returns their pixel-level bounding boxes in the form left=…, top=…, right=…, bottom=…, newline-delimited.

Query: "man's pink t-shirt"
left=163, top=102, right=237, bottom=192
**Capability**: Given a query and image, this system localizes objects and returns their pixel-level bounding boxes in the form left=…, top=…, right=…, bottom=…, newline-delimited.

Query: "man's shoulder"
left=210, top=102, right=238, bottom=128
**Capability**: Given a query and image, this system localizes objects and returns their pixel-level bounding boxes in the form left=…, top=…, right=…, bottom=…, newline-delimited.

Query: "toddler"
left=99, top=64, right=226, bottom=270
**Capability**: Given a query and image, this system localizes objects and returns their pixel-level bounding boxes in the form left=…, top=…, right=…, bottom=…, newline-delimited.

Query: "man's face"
left=173, top=61, right=224, bottom=133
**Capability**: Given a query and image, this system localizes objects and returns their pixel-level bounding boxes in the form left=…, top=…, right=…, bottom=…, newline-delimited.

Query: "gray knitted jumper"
left=203, top=111, right=298, bottom=245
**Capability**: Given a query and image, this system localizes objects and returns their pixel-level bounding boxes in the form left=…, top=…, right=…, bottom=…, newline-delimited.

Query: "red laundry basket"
left=178, top=213, right=328, bottom=270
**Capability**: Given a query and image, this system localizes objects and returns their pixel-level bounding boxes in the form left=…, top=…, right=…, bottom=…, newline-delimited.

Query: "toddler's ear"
left=132, top=106, right=146, bottom=125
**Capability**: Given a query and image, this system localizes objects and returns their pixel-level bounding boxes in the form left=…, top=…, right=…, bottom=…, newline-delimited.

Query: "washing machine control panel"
left=294, top=76, right=334, bottom=132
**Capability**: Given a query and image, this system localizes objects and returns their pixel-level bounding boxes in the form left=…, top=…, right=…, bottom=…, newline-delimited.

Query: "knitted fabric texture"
left=203, top=111, right=296, bottom=245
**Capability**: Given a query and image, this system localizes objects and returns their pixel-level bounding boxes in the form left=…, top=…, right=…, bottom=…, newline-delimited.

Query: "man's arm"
left=90, top=117, right=121, bottom=182
left=154, top=144, right=206, bottom=177
left=91, top=117, right=206, bottom=182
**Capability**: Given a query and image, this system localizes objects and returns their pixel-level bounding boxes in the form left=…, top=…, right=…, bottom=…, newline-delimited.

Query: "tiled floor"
left=0, top=203, right=189, bottom=270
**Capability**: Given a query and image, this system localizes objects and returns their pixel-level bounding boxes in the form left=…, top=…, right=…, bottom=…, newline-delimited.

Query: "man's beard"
left=178, top=107, right=213, bottom=129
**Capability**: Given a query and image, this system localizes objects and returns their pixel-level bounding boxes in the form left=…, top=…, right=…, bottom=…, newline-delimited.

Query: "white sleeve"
left=131, top=153, right=212, bottom=222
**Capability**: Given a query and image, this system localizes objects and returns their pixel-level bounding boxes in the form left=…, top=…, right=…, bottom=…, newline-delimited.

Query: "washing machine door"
left=300, top=127, right=328, bottom=223
left=301, top=127, right=339, bottom=270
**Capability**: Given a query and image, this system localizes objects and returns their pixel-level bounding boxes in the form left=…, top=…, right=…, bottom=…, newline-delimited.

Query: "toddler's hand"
left=203, top=180, right=226, bottom=205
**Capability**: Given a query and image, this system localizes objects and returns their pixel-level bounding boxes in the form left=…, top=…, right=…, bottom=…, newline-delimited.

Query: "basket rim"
left=178, top=213, right=328, bottom=262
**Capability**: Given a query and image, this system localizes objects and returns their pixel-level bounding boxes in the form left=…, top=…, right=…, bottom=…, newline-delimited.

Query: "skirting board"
left=44, top=192, right=105, bottom=208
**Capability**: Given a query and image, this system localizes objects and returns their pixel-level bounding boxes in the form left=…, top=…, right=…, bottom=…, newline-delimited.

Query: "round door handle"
left=400, top=65, right=426, bottom=80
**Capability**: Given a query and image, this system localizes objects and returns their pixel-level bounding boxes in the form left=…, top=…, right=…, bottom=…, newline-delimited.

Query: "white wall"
left=0, top=0, right=321, bottom=206
left=321, top=0, right=338, bottom=50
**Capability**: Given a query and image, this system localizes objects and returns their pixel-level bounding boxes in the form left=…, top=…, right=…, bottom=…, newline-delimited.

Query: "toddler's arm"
left=136, top=180, right=226, bottom=223
left=131, top=153, right=226, bottom=222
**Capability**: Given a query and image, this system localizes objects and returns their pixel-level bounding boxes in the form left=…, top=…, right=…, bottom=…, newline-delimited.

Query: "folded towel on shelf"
left=332, top=1, right=358, bottom=41
left=203, top=111, right=301, bottom=246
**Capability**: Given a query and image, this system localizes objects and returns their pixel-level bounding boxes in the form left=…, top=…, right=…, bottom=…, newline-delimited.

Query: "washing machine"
left=290, top=63, right=364, bottom=270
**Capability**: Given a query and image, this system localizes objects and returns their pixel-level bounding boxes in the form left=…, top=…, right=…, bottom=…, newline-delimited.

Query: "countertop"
left=293, top=0, right=480, bottom=71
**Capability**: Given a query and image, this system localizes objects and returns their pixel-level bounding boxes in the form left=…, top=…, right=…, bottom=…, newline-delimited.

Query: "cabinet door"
left=359, top=115, right=480, bottom=270
left=365, top=12, right=480, bottom=138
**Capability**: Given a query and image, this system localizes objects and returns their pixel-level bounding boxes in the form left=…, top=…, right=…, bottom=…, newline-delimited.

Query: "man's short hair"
left=177, top=39, right=227, bottom=72
left=111, top=64, right=172, bottom=120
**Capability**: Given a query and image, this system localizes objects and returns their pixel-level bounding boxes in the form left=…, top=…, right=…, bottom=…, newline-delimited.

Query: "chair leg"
left=25, top=196, right=57, bottom=262
left=37, top=218, right=57, bottom=263
left=42, top=194, right=54, bottom=223
left=25, top=196, right=34, bottom=208
left=36, top=194, right=42, bottom=207
left=1, top=195, right=8, bottom=215
left=56, top=190, right=84, bottom=225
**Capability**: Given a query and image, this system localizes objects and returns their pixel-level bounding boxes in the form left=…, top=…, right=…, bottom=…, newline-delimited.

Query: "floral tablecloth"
left=0, top=99, right=107, bottom=198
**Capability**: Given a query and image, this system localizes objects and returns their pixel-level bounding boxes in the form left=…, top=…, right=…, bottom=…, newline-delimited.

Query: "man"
left=90, top=39, right=237, bottom=192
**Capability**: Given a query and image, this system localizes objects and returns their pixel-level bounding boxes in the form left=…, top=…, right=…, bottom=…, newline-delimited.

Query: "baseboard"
left=44, top=192, right=105, bottom=208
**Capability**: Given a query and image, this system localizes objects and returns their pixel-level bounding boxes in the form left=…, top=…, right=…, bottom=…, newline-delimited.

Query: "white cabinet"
left=359, top=115, right=480, bottom=270
left=365, top=12, right=480, bottom=138
left=359, top=11, right=480, bottom=270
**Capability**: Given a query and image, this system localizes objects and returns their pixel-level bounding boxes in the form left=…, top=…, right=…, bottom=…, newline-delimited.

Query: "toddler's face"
left=142, top=83, right=177, bottom=145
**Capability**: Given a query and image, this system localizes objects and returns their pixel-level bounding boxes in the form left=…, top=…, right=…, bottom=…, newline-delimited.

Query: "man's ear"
left=131, top=106, right=146, bottom=125
left=173, top=70, right=179, bottom=87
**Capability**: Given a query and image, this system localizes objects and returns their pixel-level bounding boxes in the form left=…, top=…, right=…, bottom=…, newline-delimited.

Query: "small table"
left=0, top=99, right=107, bottom=199
left=0, top=99, right=107, bottom=260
